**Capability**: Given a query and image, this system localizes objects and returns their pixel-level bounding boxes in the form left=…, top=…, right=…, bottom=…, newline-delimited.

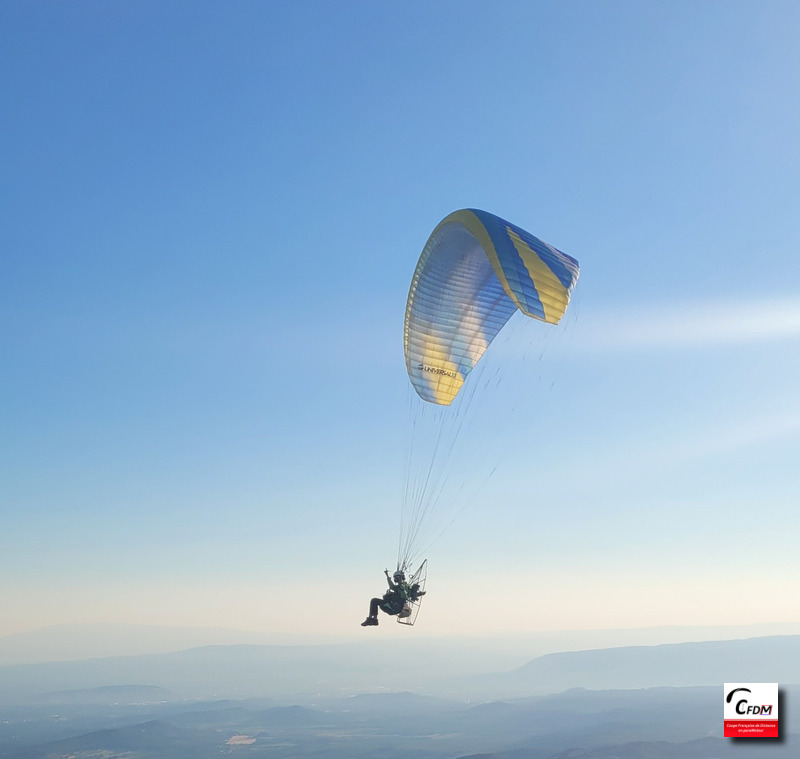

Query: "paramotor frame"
left=397, top=559, right=428, bottom=626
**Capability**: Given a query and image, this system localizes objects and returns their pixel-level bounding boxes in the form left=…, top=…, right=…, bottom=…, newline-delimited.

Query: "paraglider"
left=363, top=209, right=579, bottom=629
left=361, top=563, right=428, bottom=627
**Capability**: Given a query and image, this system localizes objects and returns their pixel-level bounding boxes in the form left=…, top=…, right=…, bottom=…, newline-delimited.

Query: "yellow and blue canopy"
left=404, top=208, right=580, bottom=405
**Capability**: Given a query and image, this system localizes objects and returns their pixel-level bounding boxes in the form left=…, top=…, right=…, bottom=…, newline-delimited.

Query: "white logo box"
left=724, top=683, right=779, bottom=738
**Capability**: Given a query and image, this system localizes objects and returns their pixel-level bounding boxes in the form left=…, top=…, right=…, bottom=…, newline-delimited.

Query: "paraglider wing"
left=404, top=209, right=580, bottom=405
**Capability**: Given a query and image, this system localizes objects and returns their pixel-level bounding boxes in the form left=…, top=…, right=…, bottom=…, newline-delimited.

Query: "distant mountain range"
left=469, top=634, right=800, bottom=697
left=455, top=737, right=798, bottom=759
left=1, top=634, right=798, bottom=703
left=4, top=620, right=798, bottom=665
left=4, top=686, right=798, bottom=759
left=7, top=719, right=195, bottom=759
left=30, top=684, right=172, bottom=705
left=0, top=623, right=311, bottom=665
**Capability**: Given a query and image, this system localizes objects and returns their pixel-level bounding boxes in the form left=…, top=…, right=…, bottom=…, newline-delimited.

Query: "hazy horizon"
left=4, top=619, right=800, bottom=667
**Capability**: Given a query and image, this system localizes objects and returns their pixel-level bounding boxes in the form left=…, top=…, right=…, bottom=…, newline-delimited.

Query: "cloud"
left=574, top=296, right=800, bottom=353
left=654, top=408, right=800, bottom=463
left=552, top=407, right=800, bottom=491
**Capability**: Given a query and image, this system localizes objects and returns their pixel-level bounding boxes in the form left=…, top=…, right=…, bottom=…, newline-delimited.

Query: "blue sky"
left=2, top=1, right=800, bottom=641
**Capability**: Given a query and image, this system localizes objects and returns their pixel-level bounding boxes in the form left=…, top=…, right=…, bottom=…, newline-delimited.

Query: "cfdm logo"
left=723, top=683, right=779, bottom=738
